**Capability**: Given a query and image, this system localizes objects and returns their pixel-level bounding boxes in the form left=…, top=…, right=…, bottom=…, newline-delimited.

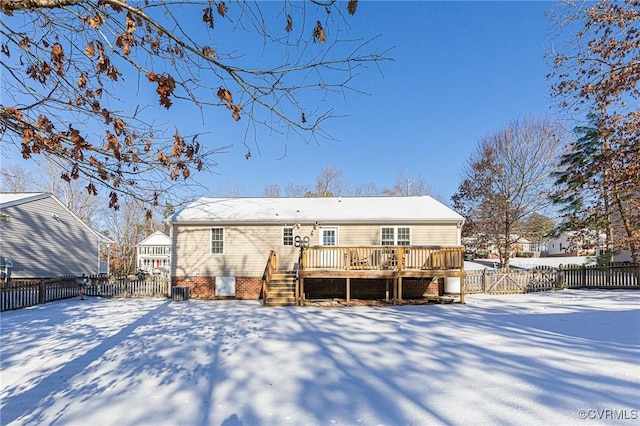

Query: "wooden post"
left=398, top=276, right=403, bottom=304
left=346, top=278, right=350, bottom=306
left=557, top=264, right=565, bottom=289
left=459, top=252, right=465, bottom=303
left=581, top=265, right=587, bottom=288
left=38, top=279, right=46, bottom=305
left=300, top=277, right=305, bottom=306
left=385, top=279, right=390, bottom=302
left=392, top=278, right=397, bottom=305
left=482, top=268, right=488, bottom=293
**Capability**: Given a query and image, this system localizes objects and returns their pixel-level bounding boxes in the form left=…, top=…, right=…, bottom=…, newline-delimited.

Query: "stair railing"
left=261, top=250, right=277, bottom=306
left=294, top=236, right=309, bottom=306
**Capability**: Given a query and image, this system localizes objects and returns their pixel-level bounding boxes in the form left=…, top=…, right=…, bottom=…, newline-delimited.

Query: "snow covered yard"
left=1, top=290, right=638, bottom=426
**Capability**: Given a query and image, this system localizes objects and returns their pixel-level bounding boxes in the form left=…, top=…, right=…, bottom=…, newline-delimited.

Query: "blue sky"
left=205, top=1, right=558, bottom=203
left=2, top=1, right=561, bottom=207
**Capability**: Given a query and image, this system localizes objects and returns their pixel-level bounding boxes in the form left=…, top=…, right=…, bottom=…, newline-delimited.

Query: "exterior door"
left=320, top=227, right=340, bottom=267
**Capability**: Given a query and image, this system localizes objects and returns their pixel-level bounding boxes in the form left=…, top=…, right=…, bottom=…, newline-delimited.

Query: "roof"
left=137, top=231, right=170, bottom=246
left=0, top=192, right=49, bottom=209
left=172, top=196, right=465, bottom=224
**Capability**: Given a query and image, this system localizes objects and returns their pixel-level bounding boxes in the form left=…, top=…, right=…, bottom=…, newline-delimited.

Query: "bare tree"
left=285, top=182, right=310, bottom=197
left=452, top=117, right=563, bottom=268
left=44, top=162, right=102, bottom=226
left=382, top=168, right=432, bottom=196
left=213, top=181, right=243, bottom=198
left=353, top=182, right=381, bottom=196
left=261, top=184, right=282, bottom=198
left=0, top=164, right=35, bottom=192
left=0, top=162, right=101, bottom=225
left=1, top=0, right=388, bottom=211
left=309, top=165, right=346, bottom=197
left=103, top=195, right=163, bottom=275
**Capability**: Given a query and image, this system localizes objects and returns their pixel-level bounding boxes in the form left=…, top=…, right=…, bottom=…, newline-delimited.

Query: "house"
left=136, top=231, right=171, bottom=274
left=170, top=196, right=466, bottom=305
left=547, top=230, right=606, bottom=257
left=463, top=234, right=532, bottom=258
left=0, top=192, right=112, bottom=279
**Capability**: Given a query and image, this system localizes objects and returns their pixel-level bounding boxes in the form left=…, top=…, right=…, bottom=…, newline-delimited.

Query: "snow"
left=508, top=256, right=593, bottom=269
left=172, top=196, right=464, bottom=223
left=470, top=256, right=593, bottom=270
left=1, top=290, right=639, bottom=426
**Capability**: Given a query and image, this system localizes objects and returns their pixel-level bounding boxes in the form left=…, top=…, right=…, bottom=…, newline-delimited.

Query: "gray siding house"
left=0, top=192, right=112, bottom=279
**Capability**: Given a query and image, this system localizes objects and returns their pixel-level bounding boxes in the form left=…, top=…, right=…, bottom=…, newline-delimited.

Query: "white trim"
left=210, top=227, right=225, bottom=254
left=380, top=226, right=412, bottom=245
left=282, top=226, right=294, bottom=246
left=320, top=227, right=339, bottom=246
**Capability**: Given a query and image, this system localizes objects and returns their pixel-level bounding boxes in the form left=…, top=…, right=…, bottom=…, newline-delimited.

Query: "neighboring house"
left=547, top=230, right=606, bottom=257
left=170, top=196, right=466, bottom=303
left=463, top=234, right=532, bottom=257
left=136, top=231, right=171, bottom=274
left=0, top=192, right=113, bottom=279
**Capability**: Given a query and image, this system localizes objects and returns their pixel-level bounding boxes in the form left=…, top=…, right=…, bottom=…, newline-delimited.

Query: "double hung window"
left=283, top=227, right=294, bottom=246
left=211, top=227, right=224, bottom=254
left=381, top=227, right=411, bottom=246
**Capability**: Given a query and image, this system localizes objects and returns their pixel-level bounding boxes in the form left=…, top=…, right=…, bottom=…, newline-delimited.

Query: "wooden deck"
left=298, top=246, right=466, bottom=305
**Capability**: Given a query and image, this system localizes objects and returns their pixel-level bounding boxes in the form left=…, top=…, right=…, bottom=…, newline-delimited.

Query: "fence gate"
left=527, top=267, right=561, bottom=292
left=464, top=262, right=638, bottom=295
left=486, top=271, right=527, bottom=294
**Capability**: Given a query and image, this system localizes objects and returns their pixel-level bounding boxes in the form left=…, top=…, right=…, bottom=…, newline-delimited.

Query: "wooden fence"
left=0, top=276, right=79, bottom=311
left=84, top=276, right=169, bottom=298
left=465, top=263, right=640, bottom=294
left=1, top=275, right=169, bottom=312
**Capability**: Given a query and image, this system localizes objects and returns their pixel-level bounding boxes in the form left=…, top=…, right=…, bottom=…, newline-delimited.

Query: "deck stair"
left=265, top=270, right=297, bottom=307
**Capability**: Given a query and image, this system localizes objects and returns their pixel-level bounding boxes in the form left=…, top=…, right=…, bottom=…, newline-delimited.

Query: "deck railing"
left=301, top=246, right=465, bottom=271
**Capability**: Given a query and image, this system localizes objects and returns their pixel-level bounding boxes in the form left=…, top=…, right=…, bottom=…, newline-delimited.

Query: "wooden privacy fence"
left=465, top=263, right=640, bottom=294
left=1, top=275, right=169, bottom=312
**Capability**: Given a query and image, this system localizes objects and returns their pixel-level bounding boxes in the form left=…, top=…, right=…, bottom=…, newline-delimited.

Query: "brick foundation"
left=402, top=278, right=442, bottom=298
left=172, top=276, right=262, bottom=300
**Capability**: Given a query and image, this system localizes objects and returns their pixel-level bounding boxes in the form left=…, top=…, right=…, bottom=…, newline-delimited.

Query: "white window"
left=211, top=227, right=224, bottom=254
left=381, top=227, right=411, bottom=246
left=381, top=227, right=395, bottom=245
left=397, top=227, right=410, bottom=245
left=321, top=227, right=338, bottom=246
left=283, top=227, right=294, bottom=246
